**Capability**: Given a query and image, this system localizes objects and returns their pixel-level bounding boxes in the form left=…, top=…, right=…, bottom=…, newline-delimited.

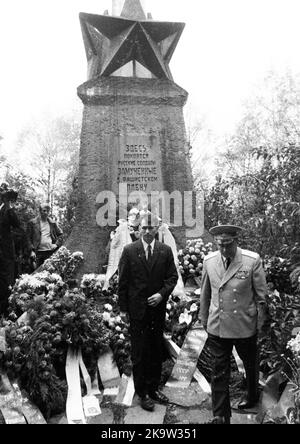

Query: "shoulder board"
left=204, top=251, right=219, bottom=261
left=242, top=249, right=259, bottom=259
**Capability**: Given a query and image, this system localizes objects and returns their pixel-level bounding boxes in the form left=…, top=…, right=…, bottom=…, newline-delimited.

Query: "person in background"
left=0, top=183, right=20, bottom=316
left=27, top=203, right=63, bottom=268
left=118, top=212, right=178, bottom=412
left=200, top=224, right=268, bottom=424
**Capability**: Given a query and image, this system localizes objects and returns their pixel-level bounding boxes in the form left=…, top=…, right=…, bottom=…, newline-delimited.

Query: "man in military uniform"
left=200, top=225, right=268, bottom=424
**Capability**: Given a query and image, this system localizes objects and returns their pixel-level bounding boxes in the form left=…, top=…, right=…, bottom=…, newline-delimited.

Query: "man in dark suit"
left=0, top=183, right=20, bottom=316
left=200, top=225, right=268, bottom=424
left=118, top=213, right=178, bottom=411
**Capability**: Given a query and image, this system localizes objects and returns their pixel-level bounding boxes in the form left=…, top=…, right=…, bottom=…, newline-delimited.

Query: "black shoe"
left=149, top=390, right=169, bottom=404
left=206, top=416, right=230, bottom=424
left=140, top=394, right=155, bottom=411
left=237, top=397, right=259, bottom=410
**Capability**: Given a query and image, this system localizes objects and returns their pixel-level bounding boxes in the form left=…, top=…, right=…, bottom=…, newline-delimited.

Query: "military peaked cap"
left=209, top=224, right=243, bottom=238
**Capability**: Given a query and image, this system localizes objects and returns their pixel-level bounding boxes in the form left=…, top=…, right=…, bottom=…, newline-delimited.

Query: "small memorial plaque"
left=111, top=133, right=163, bottom=198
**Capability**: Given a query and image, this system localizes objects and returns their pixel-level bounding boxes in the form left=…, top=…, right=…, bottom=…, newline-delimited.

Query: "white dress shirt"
left=141, top=238, right=155, bottom=260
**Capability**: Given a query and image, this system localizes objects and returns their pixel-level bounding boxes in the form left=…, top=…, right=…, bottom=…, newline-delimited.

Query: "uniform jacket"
left=0, top=204, right=20, bottom=259
left=200, top=247, right=267, bottom=338
left=118, top=239, right=178, bottom=322
left=27, top=216, right=63, bottom=252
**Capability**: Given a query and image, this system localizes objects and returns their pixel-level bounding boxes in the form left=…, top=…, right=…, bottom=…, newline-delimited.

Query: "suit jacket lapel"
left=220, top=247, right=243, bottom=287
left=137, top=240, right=149, bottom=273
left=214, top=252, right=225, bottom=282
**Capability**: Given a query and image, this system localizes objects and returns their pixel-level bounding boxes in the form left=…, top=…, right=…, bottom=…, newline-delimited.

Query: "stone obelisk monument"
left=66, top=0, right=194, bottom=275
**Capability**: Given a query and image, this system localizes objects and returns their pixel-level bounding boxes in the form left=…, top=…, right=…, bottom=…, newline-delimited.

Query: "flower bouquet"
left=101, top=303, right=132, bottom=377
left=2, top=283, right=111, bottom=419
left=165, top=295, right=200, bottom=348
left=178, top=239, right=213, bottom=285
left=41, top=246, right=84, bottom=282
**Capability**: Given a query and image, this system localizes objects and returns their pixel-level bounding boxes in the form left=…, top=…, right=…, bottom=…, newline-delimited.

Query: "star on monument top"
left=120, top=0, right=147, bottom=20
left=79, top=1, right=184, bottom=81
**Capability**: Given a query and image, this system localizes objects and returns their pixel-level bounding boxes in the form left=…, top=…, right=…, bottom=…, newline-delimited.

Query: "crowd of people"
left=0, top=182, right=269, bottom=425
left=0, top=183, right=63, bottom=317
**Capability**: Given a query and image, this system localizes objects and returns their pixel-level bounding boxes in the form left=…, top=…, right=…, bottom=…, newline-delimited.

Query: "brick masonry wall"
left=66, top=76, right=194, bottom=276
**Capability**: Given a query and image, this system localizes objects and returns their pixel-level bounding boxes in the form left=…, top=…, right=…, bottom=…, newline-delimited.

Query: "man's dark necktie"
left=225, top=258, right=231, bottom=270
left=147, top=245, right=152, bottom=263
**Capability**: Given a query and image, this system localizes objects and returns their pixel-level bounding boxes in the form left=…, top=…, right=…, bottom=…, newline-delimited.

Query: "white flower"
left=51, top=273, right=63, bottom=282
left=189, top=247, right=195, bottom=253
left=191, top=255, right=197, bottom=261
left=72, top=251, right=84, bottom=258
left=81, top=274, right=97, bottom=286
left=115, top=315, right=122, bottom=323
left=104, top=303, right=113, bottom=311
left=165, top=313, right=169, bottom=320
left=179, top=309, right=192, bottom=326
left=119, top=334, right=125, bottom=340
left=190, top=303, right=198, bottom=313
left=195, top=249, right=201, bottom=254
left=102, top=312, right=111, bottom=322
left=184, top=255, right=191, bottom=260
left=287, top=333, right=300, bottom=357
left=166, top=303, right=172, bottom=311
left=96, top=275, right=106, bottom=288
left=115, top=326, right=122, bottom=332
left=178, top=250, right=184, bottom=256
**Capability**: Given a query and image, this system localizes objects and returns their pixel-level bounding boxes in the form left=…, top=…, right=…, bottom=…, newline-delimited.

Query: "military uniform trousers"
left=208, top=333, right=259, bottom=419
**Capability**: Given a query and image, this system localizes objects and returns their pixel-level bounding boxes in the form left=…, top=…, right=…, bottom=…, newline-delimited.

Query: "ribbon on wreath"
left=103, top=220, right=132, bottom=291
left=97, top=348, right=121, bottom=396
left=65, top=348, right=103, bottom=424
left=164, top=333, right=211, bottom=394
left=0, top=328, right=6, bottom=353
left=166, top=323, right=209, bottom=390
left=158, top=223, right=186, bottom=299
left=78, top=350, right=102, bottom=419
left=97, top=349, right=135, bottom=406
left=65, top=348, right=86, bottom=424
left=11, top=382, right=47, bottom=424
left=114, top=373, right=135, bottom=406
left=0, top=372, right=26, bottom=424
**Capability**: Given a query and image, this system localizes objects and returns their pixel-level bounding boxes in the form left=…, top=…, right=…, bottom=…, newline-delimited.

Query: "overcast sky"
left=1, top=0, right=300, bottom=149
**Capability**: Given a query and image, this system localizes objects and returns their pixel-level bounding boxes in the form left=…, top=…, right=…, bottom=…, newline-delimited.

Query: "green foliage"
left=204, top=145, right=300, bottom=257
left=258, top=290, right=300, bottom=374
